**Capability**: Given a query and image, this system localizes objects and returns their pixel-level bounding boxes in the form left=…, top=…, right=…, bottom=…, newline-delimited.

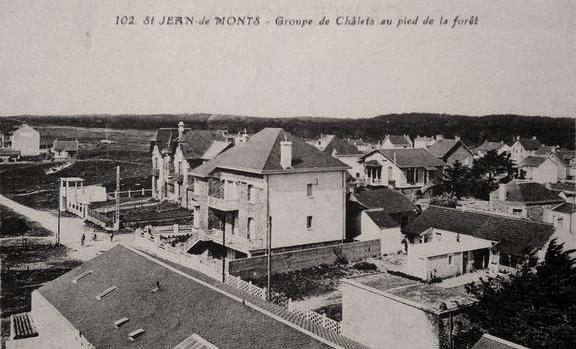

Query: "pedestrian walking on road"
left=81, top=233, right=86, bottom=247
left=110, top=232, right=114, bottom=242
left=92, top=232, right=97, bottom=242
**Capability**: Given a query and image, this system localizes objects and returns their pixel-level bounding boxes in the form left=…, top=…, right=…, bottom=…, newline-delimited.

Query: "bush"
left=430, top=193, right=458, bottom=208
left=353, top=261, right=377, bottom=271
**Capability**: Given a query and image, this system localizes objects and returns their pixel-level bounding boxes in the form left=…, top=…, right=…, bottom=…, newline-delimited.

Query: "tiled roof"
left=385, top=135, right=412, bottom=146
left=201, top=141, right=232, bottom=160
left=36, top=245, right=338, bottom=349
left=553, top=202, right=576, bottom=214
left=353, top=188, right=418, bottom=214
left=317, top=135, right=362, bottom=156
left=52, top=140, right=79, bottom=152
left=362, top=148, right=444, bottom=169
left=191, top=128, right=348, bottom=177
left=517, top=138, right=542, bottom=151
left=471, top=334, right=529, bottom=349
left=534, top=146, right=554, bottom=155
left=518, top=156, right=546, bottom=168
left=365, top=210, right=399, bottom=228
left=179, top=130, right=228, bottom=160
left=549, top=182, right=576, bottom=193
left=495, top=180, right=565, bottom=204
left=427, top=139, right=472, bottom=160
left=475, top=141, right=505, bottom=152
left=402, top=206, right=554, bottom=256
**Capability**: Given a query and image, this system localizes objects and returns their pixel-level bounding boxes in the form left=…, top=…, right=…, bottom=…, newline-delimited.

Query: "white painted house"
left=11, top=124, right=40, bottom=157
left=509, top=136, right=543, bottom=162
left=518, top=156, right=564, bottom=184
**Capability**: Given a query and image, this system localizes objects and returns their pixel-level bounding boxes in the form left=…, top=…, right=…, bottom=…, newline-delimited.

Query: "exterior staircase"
left=180, top=232, right=203, bottom=252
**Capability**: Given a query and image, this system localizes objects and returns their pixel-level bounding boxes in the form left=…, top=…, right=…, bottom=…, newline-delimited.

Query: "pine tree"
left=456, top=240, right=576, bottom=349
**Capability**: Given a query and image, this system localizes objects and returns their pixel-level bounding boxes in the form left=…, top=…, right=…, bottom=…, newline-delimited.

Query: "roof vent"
left=114, top=317, right=129, bottom=328
left=96, top=286, right=117, bottom=300
left=72, top=270, right=93, bottom=284
left=128, top=328, right=145, bottom=341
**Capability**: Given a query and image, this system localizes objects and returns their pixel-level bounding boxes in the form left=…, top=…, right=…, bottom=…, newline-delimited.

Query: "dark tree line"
left=2, top=113, right=574, bottom=149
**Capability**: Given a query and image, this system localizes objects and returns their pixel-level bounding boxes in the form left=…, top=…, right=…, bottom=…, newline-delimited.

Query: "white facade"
left=523, top=158, right=562, bottom=184
left=362, top=151, right=432, bottom=189
left=11, top=125, right=40, bottom=157
left=358, top=211, right=403, bottom=255
left=544, top=207, right=576, bottom=249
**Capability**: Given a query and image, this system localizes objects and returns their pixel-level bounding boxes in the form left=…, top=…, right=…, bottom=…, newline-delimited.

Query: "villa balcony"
left=207, top=195, right=239, bottom=211
left=204, top=229, right=264, bottom=253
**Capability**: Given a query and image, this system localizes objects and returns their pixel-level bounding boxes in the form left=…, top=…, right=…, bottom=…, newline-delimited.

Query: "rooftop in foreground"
left=343, top=272, right=476, bottom=315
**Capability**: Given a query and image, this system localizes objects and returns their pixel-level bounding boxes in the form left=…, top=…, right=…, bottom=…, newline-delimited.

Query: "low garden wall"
left=228, top=239, right=380, bottom=279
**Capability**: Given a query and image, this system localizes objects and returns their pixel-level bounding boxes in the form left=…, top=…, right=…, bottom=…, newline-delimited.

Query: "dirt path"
left=0, top=194, right=133, bottom=261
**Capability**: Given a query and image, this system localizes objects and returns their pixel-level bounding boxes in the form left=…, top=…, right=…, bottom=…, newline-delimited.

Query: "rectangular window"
left=406, top=168, right=416, bottom=183
left=512, top=208, right=522, bottom=216
left=307, top=183, right=313, bottom=197
left=448, top=255, right=453, bottom=265
left=247, top=184, right=253, bottom=202
left=306, top=216, right=313, bottom=230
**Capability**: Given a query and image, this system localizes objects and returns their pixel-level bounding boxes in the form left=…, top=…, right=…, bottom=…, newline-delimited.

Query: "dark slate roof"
left=53, top=140, right=79, bottom=152
left=427, top=139, right=472, bottom=160
left=518, top=156, right=547, bottom=168
left=553, top=202, right=576, bottom=214
left=386, top=135, right=412, bottom=146
left=361, top=148, right=444, bottom=169
left=496, top=181, right=565, bottom=204
left=534, top=146, right=554, bottom=155
left=402, top=206, right=554, bottom=256
left=319, top=135, right=362, bottom=156
left=191, top=128, right=348, bottom=177
left=471, top=334, right=529, bottom=349
left=517, top=138, right=542, bottom=151
left=354, top=188, right=418, bottom=214
left=549, top=182, right=576, bottom=193
left=475, top=141, right=505, bottom=153
left=36, top=245, right=335, bottom=349
left=151, top=128, right=228, bottom=159
left=365, top=210, right=399, bottom=228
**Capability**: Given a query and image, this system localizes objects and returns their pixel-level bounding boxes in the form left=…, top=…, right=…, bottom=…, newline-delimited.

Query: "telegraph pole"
left=266, top=216, right=272, bottom=302
left=115, top=166, right=120, bottom=230
left=56, top=178, right=61, bottom=246
left=222, top=228, right=226, bottom=283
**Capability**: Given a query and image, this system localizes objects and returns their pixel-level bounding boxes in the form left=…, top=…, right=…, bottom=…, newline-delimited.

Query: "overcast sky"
left=0, top=0, right=574, bottom=118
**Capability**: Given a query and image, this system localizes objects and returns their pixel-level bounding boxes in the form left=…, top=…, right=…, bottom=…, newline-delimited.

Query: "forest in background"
left=1, top=113, right=574, bottom=149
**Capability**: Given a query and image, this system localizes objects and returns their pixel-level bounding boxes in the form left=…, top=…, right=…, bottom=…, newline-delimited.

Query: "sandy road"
left=0, top=194, right=132, bottom=261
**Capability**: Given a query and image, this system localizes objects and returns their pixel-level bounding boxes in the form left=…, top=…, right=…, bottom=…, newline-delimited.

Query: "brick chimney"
left=280, top=136, right=293, bottom=169
left=178, top=121, right=185, bottom=141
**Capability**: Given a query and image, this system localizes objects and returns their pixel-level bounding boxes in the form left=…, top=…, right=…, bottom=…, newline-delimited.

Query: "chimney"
left=280, top=136, right=293, bottom=169
left=178, top=121, right=185, bottom=140
left=436, top=134, right=444, bottom=140
left=393, top=152, right=397, bottom=164
left=455, top=135, right=461, bottom=142
left=516, top=136, right=520, bottom=141
left=532, top=136, right=536, bottom=140
left=242, top=128, right=249, bottom=142
left=498, top=183, right=507, bottom=201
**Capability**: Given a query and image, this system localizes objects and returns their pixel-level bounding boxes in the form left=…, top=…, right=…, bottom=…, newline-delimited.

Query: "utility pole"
left=222, top=227, right=226, bottom=283
left=266, top=216, right=272, bottom=302
left=56, top=178, right=61, bottom=246
left=115, top=166, right=120, bottom=230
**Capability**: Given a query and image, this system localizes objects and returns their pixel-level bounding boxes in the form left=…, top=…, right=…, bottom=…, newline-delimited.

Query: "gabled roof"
left=36, top=245, right=335, bottom=349
left=179, top=130, right=228, bottom=160
left=549, top=182, right=576, bottom=193
left=518, top=156, right=547, bottom=168
left=52, top=140, right=79, bottom=152
left=13, top=124, right=39, bottom=135
left=314, top=135, right=362, bottom=156
left=365, top=209, right=400, bottom=229
left=535, top=146, right=555, bottom=155
left=191, top=128, right=348, bottom=177
left=475, top=141, right=506, bottom=153
left=553, top=202, right=576, bottom=214
left=361, top=148, right=444, bottom=169
left=201, top=141, right=232, bottom=160
left=385, top=135, right=412, bottom=146
left=427, top=139, right=472, bottom=160
left=494, top=180, right=565, bottom=204
left=516, top=138, right=542, bottom=151
left=353, top=188, right=418, bottom=214
left=402, top=206, right=554, bottom=256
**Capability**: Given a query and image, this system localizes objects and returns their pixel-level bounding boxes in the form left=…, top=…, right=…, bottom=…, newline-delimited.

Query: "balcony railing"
left=207, top=195, right=239, bottom=211
left=204, top=229, right=263, bottom=252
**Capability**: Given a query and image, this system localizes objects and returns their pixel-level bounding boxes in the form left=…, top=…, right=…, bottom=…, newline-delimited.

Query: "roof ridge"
left=429, top=205, right=554, bottom=226
left=262, top=128, right=284, bottom=171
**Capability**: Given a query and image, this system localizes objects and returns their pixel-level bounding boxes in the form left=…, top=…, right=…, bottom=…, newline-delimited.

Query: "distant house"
left=489, top=180, right=565, bottom=222
left=150, top=122, right=231, bottom=204
left=359, top=148, right=444, bottom=196
left=413, top=135, right=437, bottom=149
left=11, top=124, right=40, bottom=157
left=0, top=149, right=20, bottom=162
left=471, top=334, right=529, bottom=349
left=380, top=135, right=413, bottom=149
left=309, top=135, right=364, bottom=180
left=51, top=140, right=79, bottom=159
left=544, top=202, right=576, bottom=248
left=349, top=188, right=420, bottom=254
left=29, top=245, right=347, bottom=349
left=509, top=136, right=543, bottom=162
left=342, top=272, right=476, bottom=349
left=518, top=156, right=564, bottom=184
left=402, top=206, right=554, bottom=279
left=188, top=128, right=349, bottom=259
left=427, top=137, right=474, bottom=167
left=474, top=140, right=510, bottom=158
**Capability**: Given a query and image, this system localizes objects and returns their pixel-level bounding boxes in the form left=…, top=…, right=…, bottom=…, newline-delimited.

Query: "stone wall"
left=228, top=239, right=380, bottom=279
